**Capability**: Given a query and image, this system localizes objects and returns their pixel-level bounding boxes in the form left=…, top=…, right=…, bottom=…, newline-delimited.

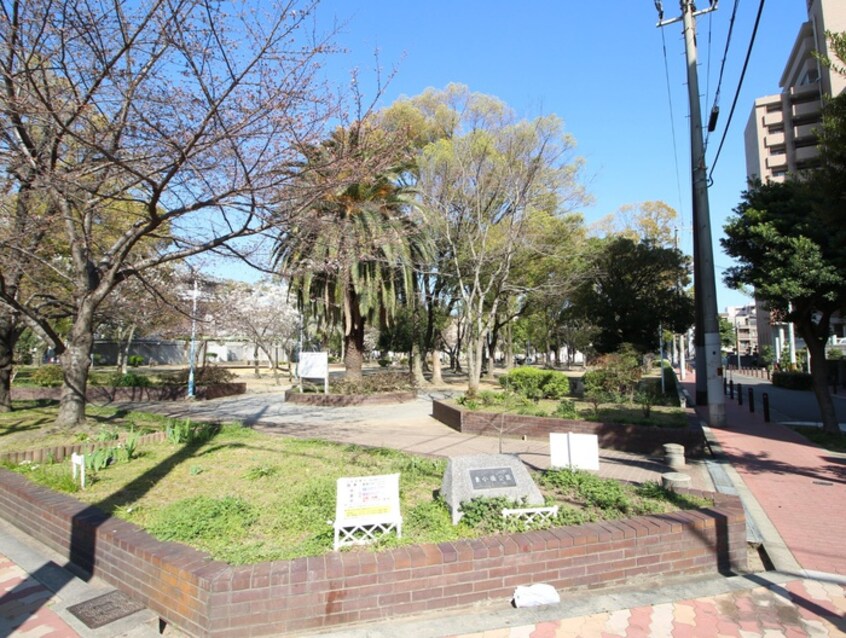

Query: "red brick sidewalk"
left=683, top=375, right=846, bottom=576
left=0, top=553, right=77, bottom=637
left=447, top=578, right=846, bottom=637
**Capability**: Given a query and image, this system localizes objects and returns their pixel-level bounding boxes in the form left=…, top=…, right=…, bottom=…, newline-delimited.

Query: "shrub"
left=772, top=370, right=813, bottom=390
left=169, top=365, right=236, bottom=385
left=31, top=365, right=64, bottom=387
left=499, top=367, right=573, bottom=400
left=127, top=354, right=145, bottom=367
left=330, top=371, right=414, bottom=395
left=108, top=372, right=152, bottom=387
left=554, top=399, right=578, bottom=419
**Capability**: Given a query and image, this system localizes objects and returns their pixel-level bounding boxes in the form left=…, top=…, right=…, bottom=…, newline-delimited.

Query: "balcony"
left=766, top=154, right=788, bottom=169
left=792, top=100, right=821, bottom=120
left=765, top=132, right=785, bottom=147
left=795, top=145, right=819, bottom=164
left=763, top=111, right=784, bottom=126
left=793, top=123, right=818, bottom=141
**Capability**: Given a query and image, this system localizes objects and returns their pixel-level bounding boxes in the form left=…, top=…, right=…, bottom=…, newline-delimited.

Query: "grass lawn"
left=2, top=401, right=709, bottom=565
left=0, top=399, right=177, bottom=453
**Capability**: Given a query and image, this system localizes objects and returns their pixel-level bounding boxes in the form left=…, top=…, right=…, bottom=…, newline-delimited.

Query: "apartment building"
left=744, top=0, right=846, bottom=183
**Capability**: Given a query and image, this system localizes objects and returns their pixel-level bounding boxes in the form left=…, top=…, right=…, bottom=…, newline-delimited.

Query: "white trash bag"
left=512, top=583, right=561, bottom=608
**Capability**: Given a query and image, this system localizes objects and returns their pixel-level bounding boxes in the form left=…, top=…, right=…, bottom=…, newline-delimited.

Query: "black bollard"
left=729, top=379, right=734, bottom=399
left=763, top=392, right=770, bottom=422
left=738, top=383, right=743, bottom=406
left=724, top=376, right=728, bottom=395
left=748, top=387, right=754, bottom=413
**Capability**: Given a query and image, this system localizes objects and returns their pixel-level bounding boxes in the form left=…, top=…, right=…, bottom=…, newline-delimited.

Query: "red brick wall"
left=432, top=400, right=707, bottom=457
left=11, top=383, right=246, bottom=403
left=0, top=468, right=744, bottom=637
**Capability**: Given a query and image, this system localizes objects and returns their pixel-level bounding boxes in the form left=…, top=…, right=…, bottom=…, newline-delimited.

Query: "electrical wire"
left=705, top=0, right=742, bottom=151
left=659, top=23, right=687, bottom=220
left=708, top=0, right=766, bottom=182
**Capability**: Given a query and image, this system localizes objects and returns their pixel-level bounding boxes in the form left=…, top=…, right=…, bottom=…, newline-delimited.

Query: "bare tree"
left=0, top=0, right=337, bottom=426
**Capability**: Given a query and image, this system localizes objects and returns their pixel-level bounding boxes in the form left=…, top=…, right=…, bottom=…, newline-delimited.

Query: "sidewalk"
left=3, top=386, right=846, bottom=637
left=685, top=372, right=846, bottom=577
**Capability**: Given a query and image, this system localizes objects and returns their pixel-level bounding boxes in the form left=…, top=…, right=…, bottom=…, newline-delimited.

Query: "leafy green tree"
left=572, top=237, right=694, bottom=354
left=719, top=317, right=736, bottom=349
left=273, top=127, right=429, bottom=379
left=722, top=179, right=846, bottom=435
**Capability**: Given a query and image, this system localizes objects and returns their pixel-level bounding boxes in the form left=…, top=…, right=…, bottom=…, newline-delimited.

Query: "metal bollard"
left=724, top=376, right=728, bottom=395
left=763, top=392, right=770, bottom=422
left=729, top=379, right=734, bottom=399
left=738, top=383, right=743, bottom=406
left=748, top=387, right=754, bottom=413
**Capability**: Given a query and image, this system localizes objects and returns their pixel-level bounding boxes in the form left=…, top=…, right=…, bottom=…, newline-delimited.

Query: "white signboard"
left=333, top=473, right=402, bottom=550
left=297, top=351, right=329, bottom=393
left=549, top=432, right=600, bottom=471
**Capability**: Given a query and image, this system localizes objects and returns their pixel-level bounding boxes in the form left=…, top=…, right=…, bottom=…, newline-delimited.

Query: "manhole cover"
left=67, top=590, right=145, bottom=629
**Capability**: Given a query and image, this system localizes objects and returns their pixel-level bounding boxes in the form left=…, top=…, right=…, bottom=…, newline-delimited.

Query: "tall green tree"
left=572, top=237, right=694, bottom=354
left=722, top=179, right=846, bottom=435
left=273, top=127, right=428, bottom=379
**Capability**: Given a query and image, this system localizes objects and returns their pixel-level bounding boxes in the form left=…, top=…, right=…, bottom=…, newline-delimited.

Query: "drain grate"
left=67, top=590, right=145, bottom=629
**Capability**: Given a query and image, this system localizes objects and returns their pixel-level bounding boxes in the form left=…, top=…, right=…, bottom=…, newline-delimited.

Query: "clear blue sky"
left=314, top=0, right=809, bottom=311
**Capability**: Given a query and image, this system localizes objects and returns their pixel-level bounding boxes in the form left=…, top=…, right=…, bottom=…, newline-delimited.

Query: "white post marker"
left=549, top=432, right=599, bottom=471
left=71, top=452, right=86, bottom=489
left=333, top=473, right=402, bottom=550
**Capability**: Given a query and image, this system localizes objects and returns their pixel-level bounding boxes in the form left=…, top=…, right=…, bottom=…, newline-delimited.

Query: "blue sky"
left=314, top=0, right=810, bottom=311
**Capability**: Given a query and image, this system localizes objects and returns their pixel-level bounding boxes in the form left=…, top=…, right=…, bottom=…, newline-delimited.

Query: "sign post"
left=297, top=351, right=329, bottom=394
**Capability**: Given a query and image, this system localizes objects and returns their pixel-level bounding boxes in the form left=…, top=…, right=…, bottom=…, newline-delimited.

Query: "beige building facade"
left=744, top=0, right=846, bottom=183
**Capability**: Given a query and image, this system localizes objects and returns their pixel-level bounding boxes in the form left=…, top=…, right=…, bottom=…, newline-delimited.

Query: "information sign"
left=333, top=473, right=402, bottom=550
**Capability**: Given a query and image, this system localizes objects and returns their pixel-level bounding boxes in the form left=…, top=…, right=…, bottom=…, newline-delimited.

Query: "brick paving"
left=687, top=373, right=846, bottom=576
left=0, top=553, right=77, bottom=637
left=447, top=579, right=846, bottom=637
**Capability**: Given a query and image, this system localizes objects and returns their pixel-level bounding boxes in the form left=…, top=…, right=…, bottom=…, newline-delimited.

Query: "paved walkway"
left=691, top=372, right=846, bottom=577
left=3, top=381, right=846, bottom=637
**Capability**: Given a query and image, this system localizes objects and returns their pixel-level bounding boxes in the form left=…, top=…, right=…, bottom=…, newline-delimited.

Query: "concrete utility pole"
left=657, top=0, right=726, bottom=427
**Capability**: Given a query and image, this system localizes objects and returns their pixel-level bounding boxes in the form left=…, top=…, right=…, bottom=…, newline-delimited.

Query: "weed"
left=244, top=465, right=279, bottom=480
left=148, top=495, right=257, bottom=543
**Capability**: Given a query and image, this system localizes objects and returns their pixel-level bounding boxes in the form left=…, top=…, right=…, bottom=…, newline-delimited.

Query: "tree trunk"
left=253, top=343, right=261, bottom=377
left=431, top=330, right=445, bottom=386
left=411, top=340, right=427, bottom=386
left=798, top=313, right=840, bottom=435
left=466, top=333, right=485, bottom=397
left=56, top=315, right=95, bottom=429
left=344, top=291, right=365, bottom=379
left=0, top=311, right=21, bottom=412
left=120, top=323, right=137, bottom=374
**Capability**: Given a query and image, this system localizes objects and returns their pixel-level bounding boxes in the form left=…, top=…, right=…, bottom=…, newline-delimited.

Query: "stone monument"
left=441, top=454, right=544, bottom=524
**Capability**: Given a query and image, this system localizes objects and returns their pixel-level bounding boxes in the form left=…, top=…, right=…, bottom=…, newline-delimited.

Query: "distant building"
left=744, top=0, right=846, bottom=183
left=722, top=305, right=758, bottom=358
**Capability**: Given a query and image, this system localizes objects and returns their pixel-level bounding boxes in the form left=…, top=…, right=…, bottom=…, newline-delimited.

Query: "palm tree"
left=273, top=127, right=428, bottom=379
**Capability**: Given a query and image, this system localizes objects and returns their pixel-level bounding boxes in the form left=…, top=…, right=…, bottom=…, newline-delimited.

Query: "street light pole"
left=187, top=278, right=199, bottom=399
left=657, top=0, right=725, bottom=427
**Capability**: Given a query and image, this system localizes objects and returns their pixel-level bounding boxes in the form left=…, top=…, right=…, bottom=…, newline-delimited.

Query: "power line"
left=658, top=24, right=686, bottom=219
left=708, top=0, right=766, bottom=182
left=704, top=0, right=742, bottom=150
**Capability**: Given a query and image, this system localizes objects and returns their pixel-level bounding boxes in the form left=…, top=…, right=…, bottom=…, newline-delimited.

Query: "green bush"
left=554, top=399, right=579, bottom=419
left=127, top=354, right=145, bottom=367
left=31, top=365, right=64, bottom=387
left=772, top=370, right=813, bottom=390
left=108, top=372, right=152, bottom=387
left=499, top=367, right=573, bottom=400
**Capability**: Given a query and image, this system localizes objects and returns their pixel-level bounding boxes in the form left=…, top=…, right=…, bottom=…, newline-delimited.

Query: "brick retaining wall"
left=0, top=468, right=744, bottom=637
left=432, top=400, right=707, bottom=457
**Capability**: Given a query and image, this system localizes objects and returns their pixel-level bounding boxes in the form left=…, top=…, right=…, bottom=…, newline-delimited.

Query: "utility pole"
left=656, top=0, right=726, bottom=427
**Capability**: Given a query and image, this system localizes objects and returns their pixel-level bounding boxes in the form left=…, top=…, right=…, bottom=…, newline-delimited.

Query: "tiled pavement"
left=0, top=552, right=77, bottom=637
left=444, top=578, right=846, bottom=637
